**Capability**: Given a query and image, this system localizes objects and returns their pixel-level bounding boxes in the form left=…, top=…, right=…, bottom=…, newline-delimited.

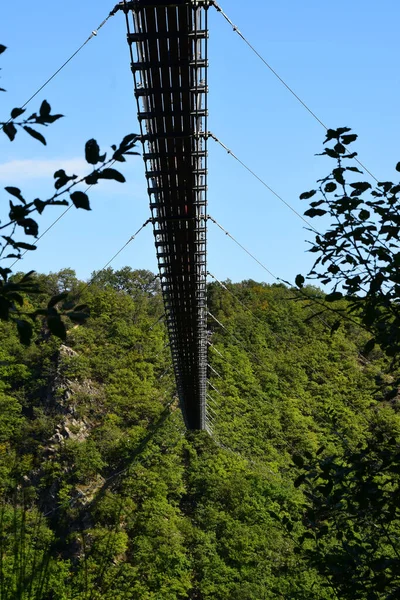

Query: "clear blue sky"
left=1, top=0, right=400, bottom=285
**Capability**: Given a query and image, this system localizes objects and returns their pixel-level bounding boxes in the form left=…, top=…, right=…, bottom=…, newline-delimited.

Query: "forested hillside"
left=1, top=267, right=399, bottom=599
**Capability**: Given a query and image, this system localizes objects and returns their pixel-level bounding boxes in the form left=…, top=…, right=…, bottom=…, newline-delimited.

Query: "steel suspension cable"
left=211, top=2, right=378, bottom=182
left=74, top=218, right=152, bottom=299
left=208, top=215, right=279, bottom=281
left=208, top=133, right=319, bottom=232
left=212, top=2, right=326, bottom=129
left=208, top=214, right=371, bottom=333
left=1, top=5, right=119, bottom=128
left=9, top=158, right=118, bottom=270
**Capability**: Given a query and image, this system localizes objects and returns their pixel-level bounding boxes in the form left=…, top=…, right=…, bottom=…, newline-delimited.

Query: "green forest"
left=1, top=265, right=399, bottom=599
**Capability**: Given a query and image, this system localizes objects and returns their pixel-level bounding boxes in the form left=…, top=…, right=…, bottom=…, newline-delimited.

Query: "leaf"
left=0, top=45, right=7, bottom=55
left=292, top=454, right=304, bottom=468
left=341, top=134, right=358, bottom=145
left=3, top=122, right=17, bottom=141
left=70, top=191, right=90, bottom=211
left=324, top=148, right=339, bottom=159
left=6, top=292, right=24, bottom=306
left=43, top=114, right=63, bottom=123
left=39, top=100, right=51, bottom=118
left=364, top=338, right=376, bottom=354
left=396, top=162, right=400, bottom=173
left=48, top=292, right=69, bottom=308
left=85, top=139, right=101, bottom=165
left=5, top=187, right=25, bottom=204
left=98, top=168, right=126, bottom=183
left=294, top=474, right=306, bottom=488
left=299, top=190, right=316, bottom=200
left=19, top=270, right=35, bottom=283
left=324, top=129, right=339, bottom=143
left=334, top=142, right=346, bottom=154
left=16, top=319, right=33, bottom=345
left=333, top=168, right=345, bottom=185
left=66, top=311, right=90, bottom=323
left=119, top=133, right=139, bottom=148
left=73, top=304, right=89, bottom=312
left=0, top=297, right=9, bottom=320
left=47, top=315, right=66, bottom=340
left=10, top=107, right=25, bottom=119
left=34, top=199, right=46, bottom=214
left=0, top=268, right=11, bottom=282
left=15, top=242, right=37, bottom=251
left=85, top=172, right=99, bottom=185
left=359, top=209, right=370, bottom=220
left=325, top=291, right=343, bottom=302
left=295, top=274, right=305, bottom=289
left=18, top=218, right=38, bottom=237
left=336, top=127, right=351, bottom=135
left=349, top=182, right=372, bottom=194
left=304, top=208, right=327, bottom=217
left=324, top=182, right=337, bottom=193
left=23, top=126, right=46, bottom=145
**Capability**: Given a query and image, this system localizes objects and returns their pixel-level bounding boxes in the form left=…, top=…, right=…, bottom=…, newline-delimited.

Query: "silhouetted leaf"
left=292, top=454, right=304, bottom=468
left=3, top=122, right=17, bottom=141
left=16, top=319, right=33, bottom=345
left=66, top=311, right=90, bottom=323
left=48, top=292, right=69, bottom=308
left=47, top=315, right=66, bottom=340
left=0, top=297, right=9, bottom=320
left=5, top=187, right=25, bottom=203
left=304, top=208, right=326, bottom=217
left=15, top=242, right=36, bottom=251
left=34, top=199, right=46, bottom=214
left=359, top=209, right=370, bottom=220
left=324, top=148, right=339, bottom=159
left=18, top=218, right=39, bottom=237
left=85, top=172, right=99, bottom=185
left=346, top=166, right=363, bottom=173
left=39, top=100, right=51, bottom=118
left=85, top=139, right=101, bottom=165
left=325, top=291, right=343, bottom=302
left=300, top=190, right=316, bottom=200
left=333, top=168, right=345, bottom=184
left=364, top=338, right=376, bottom=354
left=294, top=474, right=306, bottom=488
left=10, top=107, right=25, bottom=119
left=342, top=134, right=358, bottom=145
left=331, top=320, right=341, bottom=335
left=98, top=168, right=126, bottom=183
left=349, top=182, right=372, bottom=194
left=325, top=183, right=337, bottom=193
left=23, top=126, right=46, bottom=145
left=334, top=142, right=346, bottom=154
left=0, top=45, right=6, bottom=54
left=295, top=274, right=305, bottom=288
left=70, top=191, right=90, bottom=210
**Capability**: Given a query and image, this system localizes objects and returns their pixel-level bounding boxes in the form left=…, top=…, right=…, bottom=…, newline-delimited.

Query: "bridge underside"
left=124, top=0, right=209, bottom=430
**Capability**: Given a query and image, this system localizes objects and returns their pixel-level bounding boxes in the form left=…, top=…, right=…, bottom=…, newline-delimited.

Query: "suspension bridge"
left=2, top=0, right=383, bottom=433
left=122, top=0, right=210, bottom=431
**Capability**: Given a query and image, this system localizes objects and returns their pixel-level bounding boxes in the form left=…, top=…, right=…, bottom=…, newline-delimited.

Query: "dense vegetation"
left=1, top=266, right=399, bottom=599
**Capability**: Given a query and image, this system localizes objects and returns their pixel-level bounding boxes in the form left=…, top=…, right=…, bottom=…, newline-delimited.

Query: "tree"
left=297, top=126, right=400, bottom=365
left=292, top=129, right=400, bottom=599
left=0, top=43, right=140, bottom=344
